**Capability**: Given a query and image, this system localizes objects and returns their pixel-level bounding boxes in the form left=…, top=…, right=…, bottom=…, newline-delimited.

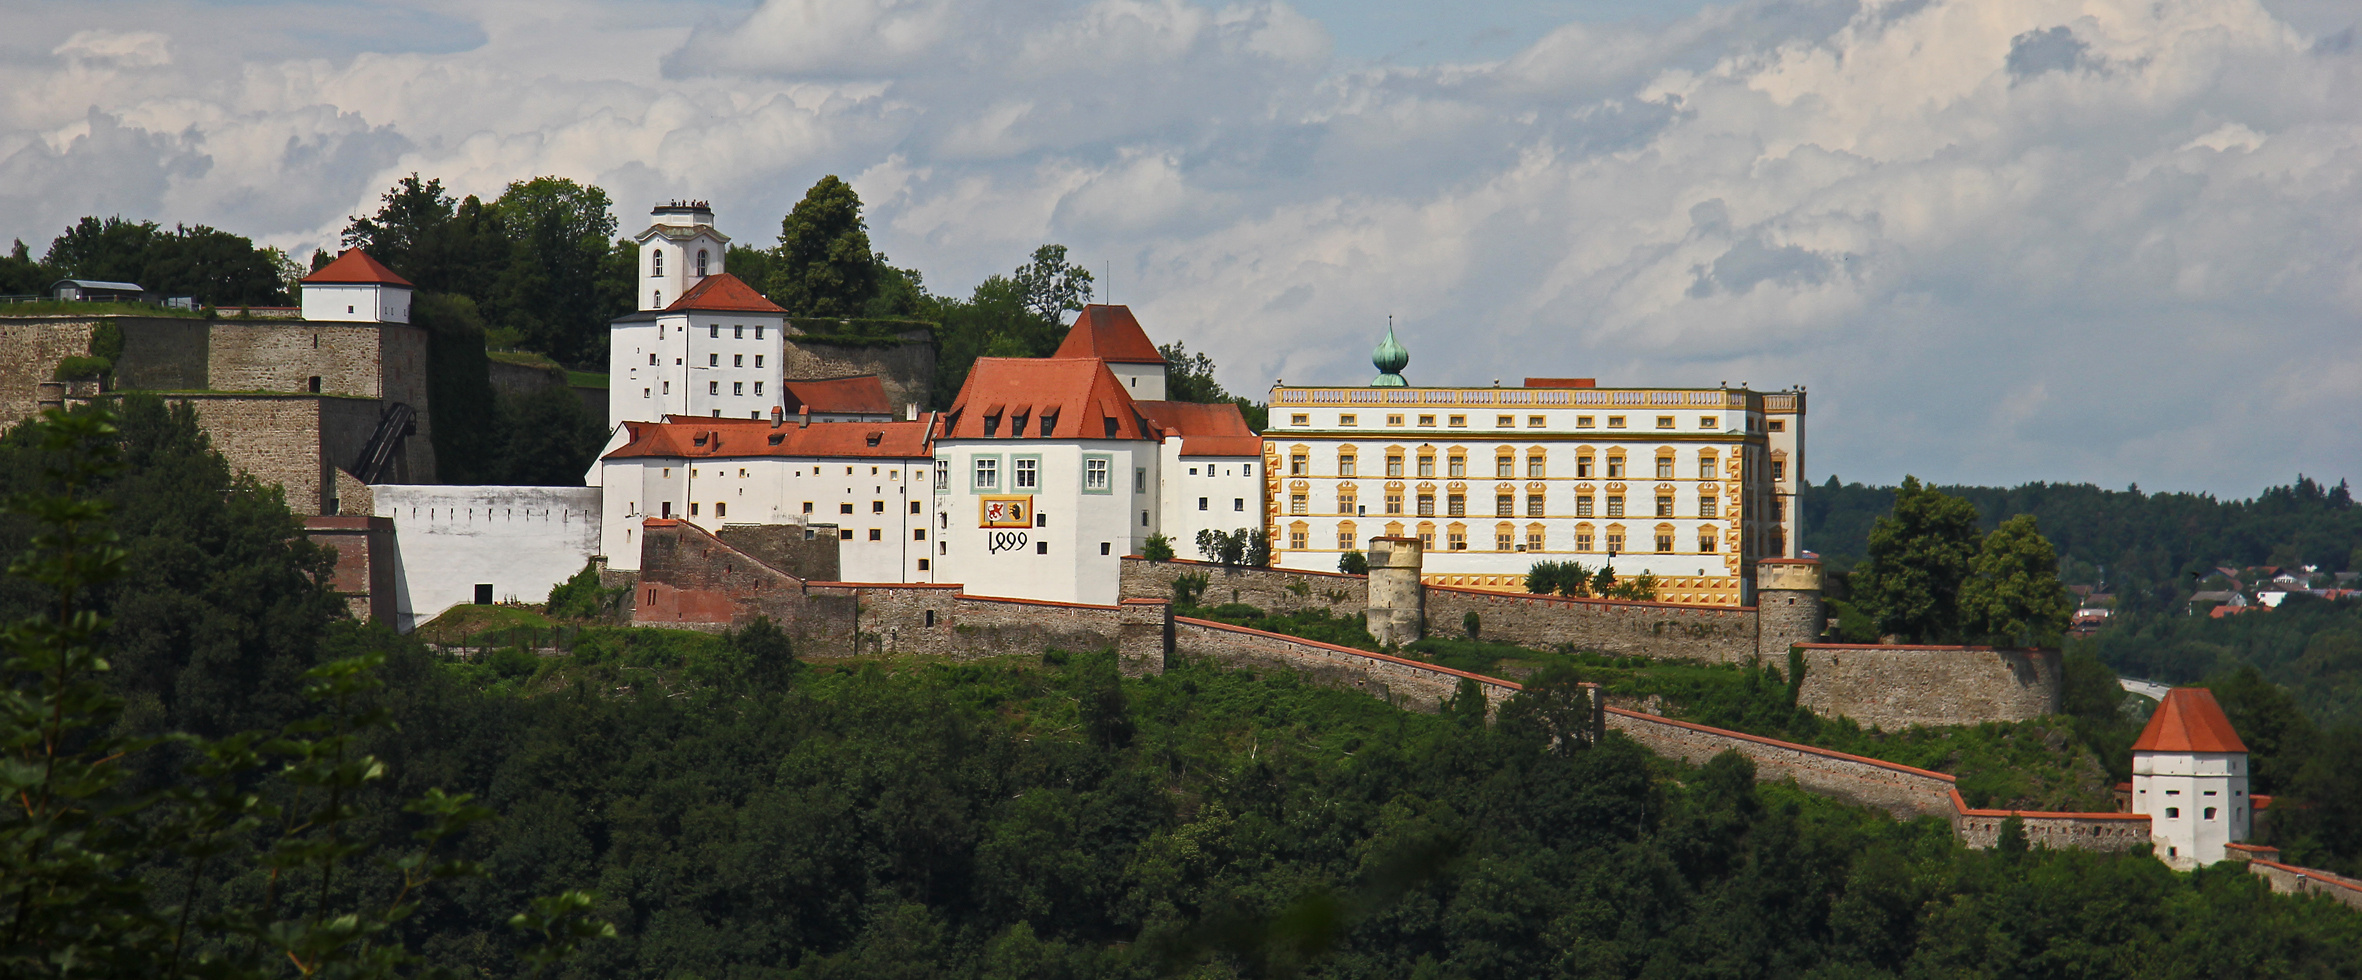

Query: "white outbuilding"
left=300, top=250, right=412, bottom=323
left=2130, top=687, right=2255, bottom=869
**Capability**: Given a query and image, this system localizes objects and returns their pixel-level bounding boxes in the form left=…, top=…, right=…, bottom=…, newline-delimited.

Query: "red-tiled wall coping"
left=1796, top=643, right=2047, bottom=652
left=1126, top=556, right=1369, bottom=580
left=952, top=593, right=1121, bottom=611
left=1426, top=581, right=1755, bottom=614
left=1950, top=787, right=2149, bottom=821
left=1175, top=616, right=1527, bottom=691
left=1603, top=706, right=1958, bottom=783
left=809, top=581, right=964, bottom=590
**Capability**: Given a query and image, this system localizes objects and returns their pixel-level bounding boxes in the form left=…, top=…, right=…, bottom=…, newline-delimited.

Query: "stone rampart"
left=2247, top=860, right=2362, bottom=911
left=1951, top=798, right=2150, bottom=852
left=1793, top=644, right=2061, bottom=730
left=1604, top=707, right=1959, bottom=820
left=778, top=332, right=935, bottom=413
left=1426, top=584, right=1763, bottom=661
left=1172, top=617, right=1518, bottom=714
left=1119, top=557, right=1367, bottom=612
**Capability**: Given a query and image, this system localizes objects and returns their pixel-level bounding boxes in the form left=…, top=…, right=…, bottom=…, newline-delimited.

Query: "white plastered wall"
left=374, top=485, right=602, bottom=632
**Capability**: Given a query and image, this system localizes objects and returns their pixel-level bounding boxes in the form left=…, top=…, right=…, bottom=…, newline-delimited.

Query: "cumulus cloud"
left=0, top=0, right=2357, bottom=494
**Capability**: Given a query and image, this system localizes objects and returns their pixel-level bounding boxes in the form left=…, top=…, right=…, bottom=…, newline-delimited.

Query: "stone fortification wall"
left=1173, top=617, right=1518, bottom=714
left=1951, top=802, right=2150, bottom=852
left=1793, top=644, right=2061, bottom=730
left=0, top=318, right=101, bottom=423
left=174, top=395, right=329, bottom=513
left=1425, top=585, right=1762, bottom=661
left=114, top=318, right=213, bottom=391
left=374, top=485, right=602, bottom=632
left=208, top=322, right=387, bottom=397
left=777, top=332, right=935, bottom=412
left=1119, top=557, right=1366, bottom=612
left=1604, top=707, right=1959, bottom=820
left=2247, top=860, right=2362, bottom=911
left=717, top=524, right=840, bottom=581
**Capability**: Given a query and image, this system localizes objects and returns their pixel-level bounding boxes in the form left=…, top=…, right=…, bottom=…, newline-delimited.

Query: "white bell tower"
left=636, top=201, right=730, bottom=311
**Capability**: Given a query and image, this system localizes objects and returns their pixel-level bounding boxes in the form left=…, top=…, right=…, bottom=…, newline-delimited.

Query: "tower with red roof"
left=606, top=202, right=791, bottom=428
left=299, top=249, right=412, bottom=323
left=2130, top=687, right=2255, bottom=868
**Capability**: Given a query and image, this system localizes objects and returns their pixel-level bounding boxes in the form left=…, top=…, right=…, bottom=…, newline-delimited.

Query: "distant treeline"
left=1807, top=475, right=2360, bottom=610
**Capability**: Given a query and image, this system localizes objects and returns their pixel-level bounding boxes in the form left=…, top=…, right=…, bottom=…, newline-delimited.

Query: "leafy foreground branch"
left=0, top=405, right=610, bottom=978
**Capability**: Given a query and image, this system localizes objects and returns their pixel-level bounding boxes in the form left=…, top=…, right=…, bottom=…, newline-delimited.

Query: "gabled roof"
left=1133, top=400, right=1261, bottom=457
left=603, top=418, right=932, bottom=461
left=52, top=278, right=144, bottom=291
left=783, top=375, right=894, bottom=416
left=664, top=273, right=785, bottom=314
left=2132, top=688, right=2248, bottom=754
left=301, top=249, right=412, bottom=287
left=940, top=358, right=1153, bottom=441
left=1051, top=305, right=1165, bottom=364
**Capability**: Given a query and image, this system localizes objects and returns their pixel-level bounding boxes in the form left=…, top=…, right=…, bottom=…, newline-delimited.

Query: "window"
left=1497, top=526, right=1514, bottom=550
left=1528, top=525, right=1545, bottom=551
left=1447, top=526, right=1467, bottom=551
left=1529, top=415, right=1546, bottom=427
left=933, top=459, right=948, bottom=492
left=1656, top=415, right=1674, bottom=429
left=1417, top=492, right=1435, bottom=516
left=983, top=415, right=1000, bottom=437
left=803, top=501, right=813, bottom=513
left=1606, top=456, right=1626, bottom=479
left=708, top=381, right=719, bottom=395
left=733, top=326, right=743, bottom=339
left=873, top=501, right=886, bottom=513
left=1290, top=453, right=1308, bottom=475
left=1577, top=456, right=1595, bottom=479
left=1577, top=415, right=1595, bottom=428
left=755, top=354, right=764, bottom=367
left=713, top=502, right=726, bottom=518
left=1233, top=497, right=1247, bottom=512
left=754, top=382, right=763, bottom=395
left=2204, top=807, right=2217, bottom=820
left=1656, top=532, right=1673, bottom=553
left=1497, top=415, right=1514, bottom=427
left=1447, top=493, right=1465, bottom=517
left=1037, top=541, right=1049, bottom=555
left=911, top=501, right=922, bottom=514
left=2166, top=808, right=2180, bottom=819
left=709, top=353, right=720, bottom=367
left=1700, top=416, right=1717, bottom=429
left=1772, top=460, right=1787, bottom=482
left=1084, top=457, right=1111, bottom=491
left=689, top=503, right=700, bottom=516
left=653, top=291, right=661, bottom=307
left=841, top=503, right=854, bottom=514
left=1386, top=414, right=1404, bottom=426
left=1657, top=457, right=1675, bottom=479
left=1291, top=413, right=1310, bottom=426
left=696, top=249, right=709, bottom=276
left=1338, top=487, right=1358, bottom=512
left=1340, top=414, right=1357, bottom=426
left=1699, top=496, right=1718, bottom=518
left=1385, top=490, right=1403, bottom=515
left=1289, top=524, right=1308, bottom=549
left=973, top=457, right=999, bottom=490
left=1338, top=522, right=1357, bottom=550
left=1700, top=455, right=1718, bottom=479
left=1576, top=526, right=1594, bottom=551
left=1528, top=453, right=1546, bottom=478
left=1291, top=493, right=1307, bottom=515
left=662, top=382, right=670, bottom=394
left=1769, top=420, right=1785, bottom=432
left=651, top=249, right=665, bottom=275
left=1448, top=415, right=1466, bottom=427
left=1657, top=495, right=1673, bottom=517
left=1497, top=494, right=1514, bottom=517
left=1447, top=454, right=1466, bottom=478
left=1699, top=532, right=1717, bottom=552
left=1338, top=452, right=1357, bottom=477
left=1606, top=529, right=1625, bottom=552
left=1498, top=456, right=1515, bottom=478
left=755, top=328, right=764, bottom=340
left=1418, top=455, right=1436, bottom=478
left=1608, top=416, right=1626, bottom=428
left=1014, top=457, right=1038, bottom=490
left=1386, top=454, right=1405, bottom=477
left=1417, top=523, right=1435, bottom=548
left=1577, top=495, right=1594, bottom=517
left=733, top=354, right=743, bottom=367
left=733, top=382, right=744, bottom=396
left=709, top=325, right=720, bottom=338
left=1198, top=497, right=1209, bottom=511
left=1418, top=415, right=1436, bottom=427
left=1606, top=495, right=1624, bottom=517
left=869, top=528, right=882, bottom=541
left=1528, top=493, right=1545, bottom=517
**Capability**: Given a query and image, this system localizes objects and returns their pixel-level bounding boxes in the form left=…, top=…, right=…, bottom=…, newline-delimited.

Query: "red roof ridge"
left=2132, top=687, right=2248, bottom=754
left=1052, top=305, right=1165, bottom=363
left=301, top=249, right=412, bottom=287
left=664, top=273, right=786, bottom=314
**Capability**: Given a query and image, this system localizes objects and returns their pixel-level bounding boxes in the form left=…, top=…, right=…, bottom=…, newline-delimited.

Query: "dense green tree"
left=497, top=385, right=606, bottom=486
left=1960, top=514, right=2073, bottom=646
left=411, top=293, right=503, bottom=484
left=1, top=238, right=46, bottom=294
left=929, top=245, right=1096, bottom=407
left=1856, top=476, right=1984, bottom=642
left=770, top=175, right=881, bottom=317
left=488, top=177, right=618, bottom=365
left=41, top=217, right=287, bottom=305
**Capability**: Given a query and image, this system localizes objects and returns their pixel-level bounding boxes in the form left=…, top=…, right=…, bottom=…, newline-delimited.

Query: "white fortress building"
left=300, top=249, right=412, bottom=323
left=606, top=201, right=788, bottom=428
left=1262, top=325, right=1804, bottom=604
left=2130, top=687, right=2256, bottom=868
left=590, top=304, right=1262, bottom=604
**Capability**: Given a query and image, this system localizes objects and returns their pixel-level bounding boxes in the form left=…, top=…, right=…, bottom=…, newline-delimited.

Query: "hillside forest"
left=6, top=399, right=2362, bottom=979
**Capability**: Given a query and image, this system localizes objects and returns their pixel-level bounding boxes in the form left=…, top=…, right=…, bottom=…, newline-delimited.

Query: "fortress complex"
left=1264, top=325, right=1804, bottom=604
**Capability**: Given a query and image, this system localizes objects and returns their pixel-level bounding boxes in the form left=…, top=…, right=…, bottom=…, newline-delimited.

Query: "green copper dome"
left=1371, top=323, right=1408, bottom=387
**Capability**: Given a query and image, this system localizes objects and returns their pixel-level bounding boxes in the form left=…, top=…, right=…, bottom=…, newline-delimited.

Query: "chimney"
left=906, top=402, right=918, bottom=421
left=799, top=405, right=810, bottom=429
left=771, top=405, right=783, bottom=428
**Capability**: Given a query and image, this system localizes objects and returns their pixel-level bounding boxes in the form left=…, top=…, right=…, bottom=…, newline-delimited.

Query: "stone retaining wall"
left=1172, top=617, right=1518, bottom=713
left=1426, top=584, right=1764, bottom=661
left=1794, top=644, right=2062, bottom=730
left=1120, top=557, right=1367, bottom=613
left=2248, top=860, right=2362, bottom=910
left=1603, top=707, right=1959, bottom=820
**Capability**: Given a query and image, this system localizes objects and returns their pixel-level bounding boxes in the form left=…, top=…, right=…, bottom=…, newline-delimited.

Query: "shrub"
left=1143, top=533, right=1175, bottom=561
left=1338, top=550, right=1368, bottom=574
left=51, top=355, right=111, bottom=381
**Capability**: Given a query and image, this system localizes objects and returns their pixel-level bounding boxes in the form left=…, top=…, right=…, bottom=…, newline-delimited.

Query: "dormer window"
left=983, top=415, right=1001, bottom=437
left=1039, top=413, right=1057, bottom=437
left=651, top=250, right=663, bottom=276
left=1104, top=417, right=1119, bottom=438
left=696, top=249, right=709, bottom=278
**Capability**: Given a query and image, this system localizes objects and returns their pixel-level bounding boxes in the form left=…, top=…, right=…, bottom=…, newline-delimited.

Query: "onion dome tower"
left=1371, top=322, right=1409, bottom=387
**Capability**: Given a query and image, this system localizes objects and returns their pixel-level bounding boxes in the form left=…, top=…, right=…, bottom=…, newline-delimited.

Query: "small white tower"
left=636, top=201, right=730, bottom=312
left=300, top=249, right=412, bottom=323
left=2130, top=687, right=2253, bottom=869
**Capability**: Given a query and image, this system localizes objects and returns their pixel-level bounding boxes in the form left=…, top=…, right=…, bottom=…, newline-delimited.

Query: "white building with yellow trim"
left=1262, top=326, right=1803, bottom=604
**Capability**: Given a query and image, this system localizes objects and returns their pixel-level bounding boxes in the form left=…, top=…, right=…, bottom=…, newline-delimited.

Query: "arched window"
left=651, top=249, right=664, bottom=276
left=653, top=290, right=662, bottom=308
left=696, top=249, right=709, bottom=277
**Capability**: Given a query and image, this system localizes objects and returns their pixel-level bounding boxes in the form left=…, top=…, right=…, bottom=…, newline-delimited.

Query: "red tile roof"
left=1134, top=399, right=1262, bottom=456
left=2132, top=687, right=2248, bottom=754
left=941, top=358, right=1152, bottom=440
left=301, top=249, right=412, bottom=286
left=1051, top=305, right=1165, bottom=364
left=783, top=375, right=894, bottom=416
left=664, top=273, right=786, bottom=314
left=1523, top=377, right=1596, bottom=388
left=603, top=418, right=932, bottom=460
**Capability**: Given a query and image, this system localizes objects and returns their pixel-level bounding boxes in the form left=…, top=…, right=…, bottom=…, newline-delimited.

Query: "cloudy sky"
left=4, top=0, right=2358, bottom=497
